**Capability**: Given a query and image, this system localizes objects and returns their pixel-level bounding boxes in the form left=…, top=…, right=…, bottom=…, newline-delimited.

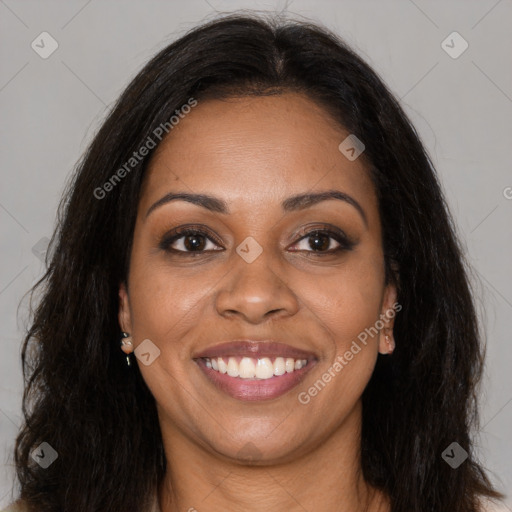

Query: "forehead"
left=140, top=92, right=377, bottom=218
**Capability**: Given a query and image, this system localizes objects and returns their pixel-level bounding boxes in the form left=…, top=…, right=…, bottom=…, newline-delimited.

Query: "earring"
left=385, top=334, right=395, bottom=355
left=120, top=332, right=134, bottom=367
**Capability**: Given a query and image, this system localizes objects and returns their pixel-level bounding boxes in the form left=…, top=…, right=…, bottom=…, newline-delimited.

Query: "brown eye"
left=180, top=233, right=208, bottom=251
left=289, top=227, right=356, bottom=255
left=159, top=227, right=223, bottom=254
left=305, top=231, right=334, bottom=252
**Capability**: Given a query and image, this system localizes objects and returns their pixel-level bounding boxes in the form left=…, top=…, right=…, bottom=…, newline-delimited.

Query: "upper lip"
left=193, top=340, right=317, bottom=360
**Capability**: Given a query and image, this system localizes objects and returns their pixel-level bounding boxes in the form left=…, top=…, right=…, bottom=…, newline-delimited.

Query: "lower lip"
left=195, top=358, right=317, bottom=401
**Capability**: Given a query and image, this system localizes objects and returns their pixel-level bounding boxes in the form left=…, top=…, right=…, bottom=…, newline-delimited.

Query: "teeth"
left=255, top=358, right=274, bottom=379
left=227, top=357, right=239, bottom=377
left=239, top=357, right=256, bottom=378
left=218, top=358, right=228, bottom=374
left=273, top=357, right=285, bottom=376
left=203, top=356, right=308, bottom=379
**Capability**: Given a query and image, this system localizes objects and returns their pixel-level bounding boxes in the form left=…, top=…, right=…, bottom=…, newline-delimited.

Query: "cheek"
left=293, top=266, right=383, bottom=412
left=295, top=250, right=385, bottom=351
left=129, top=261, right=208, bottom=342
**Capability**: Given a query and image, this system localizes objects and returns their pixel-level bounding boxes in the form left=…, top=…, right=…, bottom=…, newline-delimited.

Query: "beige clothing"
left=2, top=495, right=508, bottom=511
left=2, top=491, right=161, bottom=512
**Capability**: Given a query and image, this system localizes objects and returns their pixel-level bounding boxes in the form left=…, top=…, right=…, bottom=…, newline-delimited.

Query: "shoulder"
left=3, top=495, right=161, bottom=512
left=480, top=499, right=510, bottom=512
left=2, top=497, right=507, bottom=512
left=1, top=500, right=28, bottom=512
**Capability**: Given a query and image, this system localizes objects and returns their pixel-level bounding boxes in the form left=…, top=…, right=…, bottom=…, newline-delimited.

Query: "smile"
left=203, top=356, right=308, bottom=379
left=195, top=355, right=316, bottom=401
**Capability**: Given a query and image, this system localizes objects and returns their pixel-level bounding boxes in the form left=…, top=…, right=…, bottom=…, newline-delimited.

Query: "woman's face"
left=119, top=92, right=397, bottom=463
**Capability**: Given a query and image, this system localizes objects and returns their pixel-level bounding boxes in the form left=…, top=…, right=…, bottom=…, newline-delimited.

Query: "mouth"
left=193, top=341, right=318, bottom=401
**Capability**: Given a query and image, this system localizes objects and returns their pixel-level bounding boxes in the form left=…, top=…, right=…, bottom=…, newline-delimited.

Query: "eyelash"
left=158, top=224, right=356, bottom=257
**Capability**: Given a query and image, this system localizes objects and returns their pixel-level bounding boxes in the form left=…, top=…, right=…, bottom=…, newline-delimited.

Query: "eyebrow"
left=145, top=189, right=368, bottom=227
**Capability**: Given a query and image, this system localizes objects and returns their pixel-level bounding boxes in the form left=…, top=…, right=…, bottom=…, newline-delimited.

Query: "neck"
left=156, top=401, right=389, bottom=512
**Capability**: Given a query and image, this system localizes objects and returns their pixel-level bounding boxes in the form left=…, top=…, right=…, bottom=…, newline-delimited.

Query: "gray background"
left=1, top=0, right=511, bottom=507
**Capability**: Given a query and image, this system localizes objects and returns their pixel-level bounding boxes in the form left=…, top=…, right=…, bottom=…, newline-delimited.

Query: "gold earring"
left=385, top=334, right=395, bottom=355
left=120, top=332, right=134, bottom=367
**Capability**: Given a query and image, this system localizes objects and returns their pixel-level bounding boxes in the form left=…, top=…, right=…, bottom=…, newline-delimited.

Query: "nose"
left=214, top=246, right=300, bottom=324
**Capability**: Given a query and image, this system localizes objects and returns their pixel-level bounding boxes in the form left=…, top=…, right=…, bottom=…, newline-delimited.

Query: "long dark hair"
left=13, top=13, right=503, bottom=512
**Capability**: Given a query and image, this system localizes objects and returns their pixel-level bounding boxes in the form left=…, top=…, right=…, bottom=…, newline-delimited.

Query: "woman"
left=5, top=13, right=506, bottom=512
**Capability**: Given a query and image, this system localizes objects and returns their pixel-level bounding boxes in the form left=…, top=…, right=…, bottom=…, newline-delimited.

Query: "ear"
left=378, top=283, right=399, bottom=355
left=118, top=282, right=133, bottom=334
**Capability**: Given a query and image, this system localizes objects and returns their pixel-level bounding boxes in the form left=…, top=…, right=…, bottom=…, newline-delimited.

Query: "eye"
left=159, top=226, right=223, bottom=255
left=289, top=226, right=355, bottom=255
left=159, top=224, right=356, bottom=256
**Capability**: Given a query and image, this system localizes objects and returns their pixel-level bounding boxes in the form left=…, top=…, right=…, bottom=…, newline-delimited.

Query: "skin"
left=119, top=92, right=397, bottom=512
